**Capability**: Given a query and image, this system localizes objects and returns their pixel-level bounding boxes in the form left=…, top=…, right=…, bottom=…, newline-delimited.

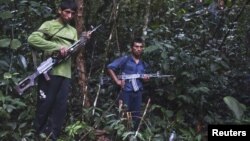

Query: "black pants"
left=34, top=74, right=70, bottom=140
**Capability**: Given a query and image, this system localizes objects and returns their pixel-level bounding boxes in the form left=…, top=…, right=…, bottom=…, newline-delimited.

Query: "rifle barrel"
left=89, top=24, right=102, bottom=34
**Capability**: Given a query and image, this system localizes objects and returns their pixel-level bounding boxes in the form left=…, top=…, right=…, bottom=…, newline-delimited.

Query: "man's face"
left=131, top=42, right=144, bottom=58
left=59, top=8, right=76, bottom=23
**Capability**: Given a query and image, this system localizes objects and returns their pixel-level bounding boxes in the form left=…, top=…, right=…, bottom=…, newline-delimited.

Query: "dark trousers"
left=34, top=75, right=70, bottom=140
left=120, top=90, right=142, bottom=130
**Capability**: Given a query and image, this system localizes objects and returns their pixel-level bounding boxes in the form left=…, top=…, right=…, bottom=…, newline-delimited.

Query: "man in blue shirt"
left=107, top=37, right=149, bottom=130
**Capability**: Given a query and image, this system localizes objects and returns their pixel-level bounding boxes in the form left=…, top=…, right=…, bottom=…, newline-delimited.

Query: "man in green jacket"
left=28, top=0, right=83, bottom=140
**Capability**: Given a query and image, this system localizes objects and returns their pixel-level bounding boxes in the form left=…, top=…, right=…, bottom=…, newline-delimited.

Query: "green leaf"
left=0, top=0, right=11, bottom=4
left=0, top=38, right=22, bottom=49
left=5, top=104, right=16, bottom=113
left=3, top=72, right=12, bottom=79
left=0, top=38, right=11, bottom=48
left=144, top=45, right=160, bottom=53
left=188, top=86, right=210, bottom=94
left=0, top=60, right=10, bottom=71
left=223, top=96, right=246, bottom=120
left=6, top=122, right=17, bottom=130
left=10, top=39, right=22, bottom=50
left=164, top=43, right=174, bottom=49
left=178, top=95, right=194, bottom=104
left=0, top=11, right=13, bottom=19
left=18, top=55, right=28, bottom=69
left=161, top=52, right=168, bottom=59
left=0, top=131, right=9, bottom=138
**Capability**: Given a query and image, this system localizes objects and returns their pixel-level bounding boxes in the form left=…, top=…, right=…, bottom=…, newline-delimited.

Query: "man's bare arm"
left=107, top=68, right=124, bottom=88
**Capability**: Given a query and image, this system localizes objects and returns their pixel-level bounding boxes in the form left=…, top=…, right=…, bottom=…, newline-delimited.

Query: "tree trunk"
left=75, top=0, right=90, bottom=107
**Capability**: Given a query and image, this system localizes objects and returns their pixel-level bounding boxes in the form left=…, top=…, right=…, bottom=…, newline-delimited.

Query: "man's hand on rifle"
left=58, top=31, right=91, bottom=58
left=142, top=74, right=150, bottom=82
left=59, top=46, right=68, bottom=57
left=82, top=31, right=92, bottom=39
left=116, top=79, right=125, bottom=89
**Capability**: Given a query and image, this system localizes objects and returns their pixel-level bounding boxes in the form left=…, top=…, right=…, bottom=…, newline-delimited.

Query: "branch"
left=134, top=98, right=151, bottom=138
left=92, top=0, right=121, bottom=115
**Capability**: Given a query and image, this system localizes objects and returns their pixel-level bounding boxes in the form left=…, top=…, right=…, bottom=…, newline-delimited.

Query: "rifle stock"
left=15, top=72, right=39, bottom=95
left=15, top=57, right=56, bottom=95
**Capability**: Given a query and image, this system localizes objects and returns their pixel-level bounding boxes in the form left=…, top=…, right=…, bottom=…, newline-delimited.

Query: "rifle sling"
left=37, top=30, right=75, bottom=44
left=31, top=26, right=75, bottom=68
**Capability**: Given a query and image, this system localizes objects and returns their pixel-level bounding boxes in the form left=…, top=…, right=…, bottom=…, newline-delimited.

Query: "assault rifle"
left=15, top=25, right=101, bottom=95
left=100, top=71, right=173, bottom=85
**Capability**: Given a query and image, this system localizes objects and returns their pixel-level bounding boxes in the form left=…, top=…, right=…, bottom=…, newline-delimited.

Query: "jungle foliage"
left=0, top=0, right=250, bottom=141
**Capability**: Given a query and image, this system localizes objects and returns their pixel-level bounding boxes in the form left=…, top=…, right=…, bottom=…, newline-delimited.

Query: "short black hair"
left=60, top=0, right=77, bottom=11
left=130, top=37, right=144, bottom=47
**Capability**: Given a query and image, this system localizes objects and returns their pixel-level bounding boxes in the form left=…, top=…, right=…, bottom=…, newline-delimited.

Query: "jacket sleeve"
left=27, top=21, right=60, bottom=52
